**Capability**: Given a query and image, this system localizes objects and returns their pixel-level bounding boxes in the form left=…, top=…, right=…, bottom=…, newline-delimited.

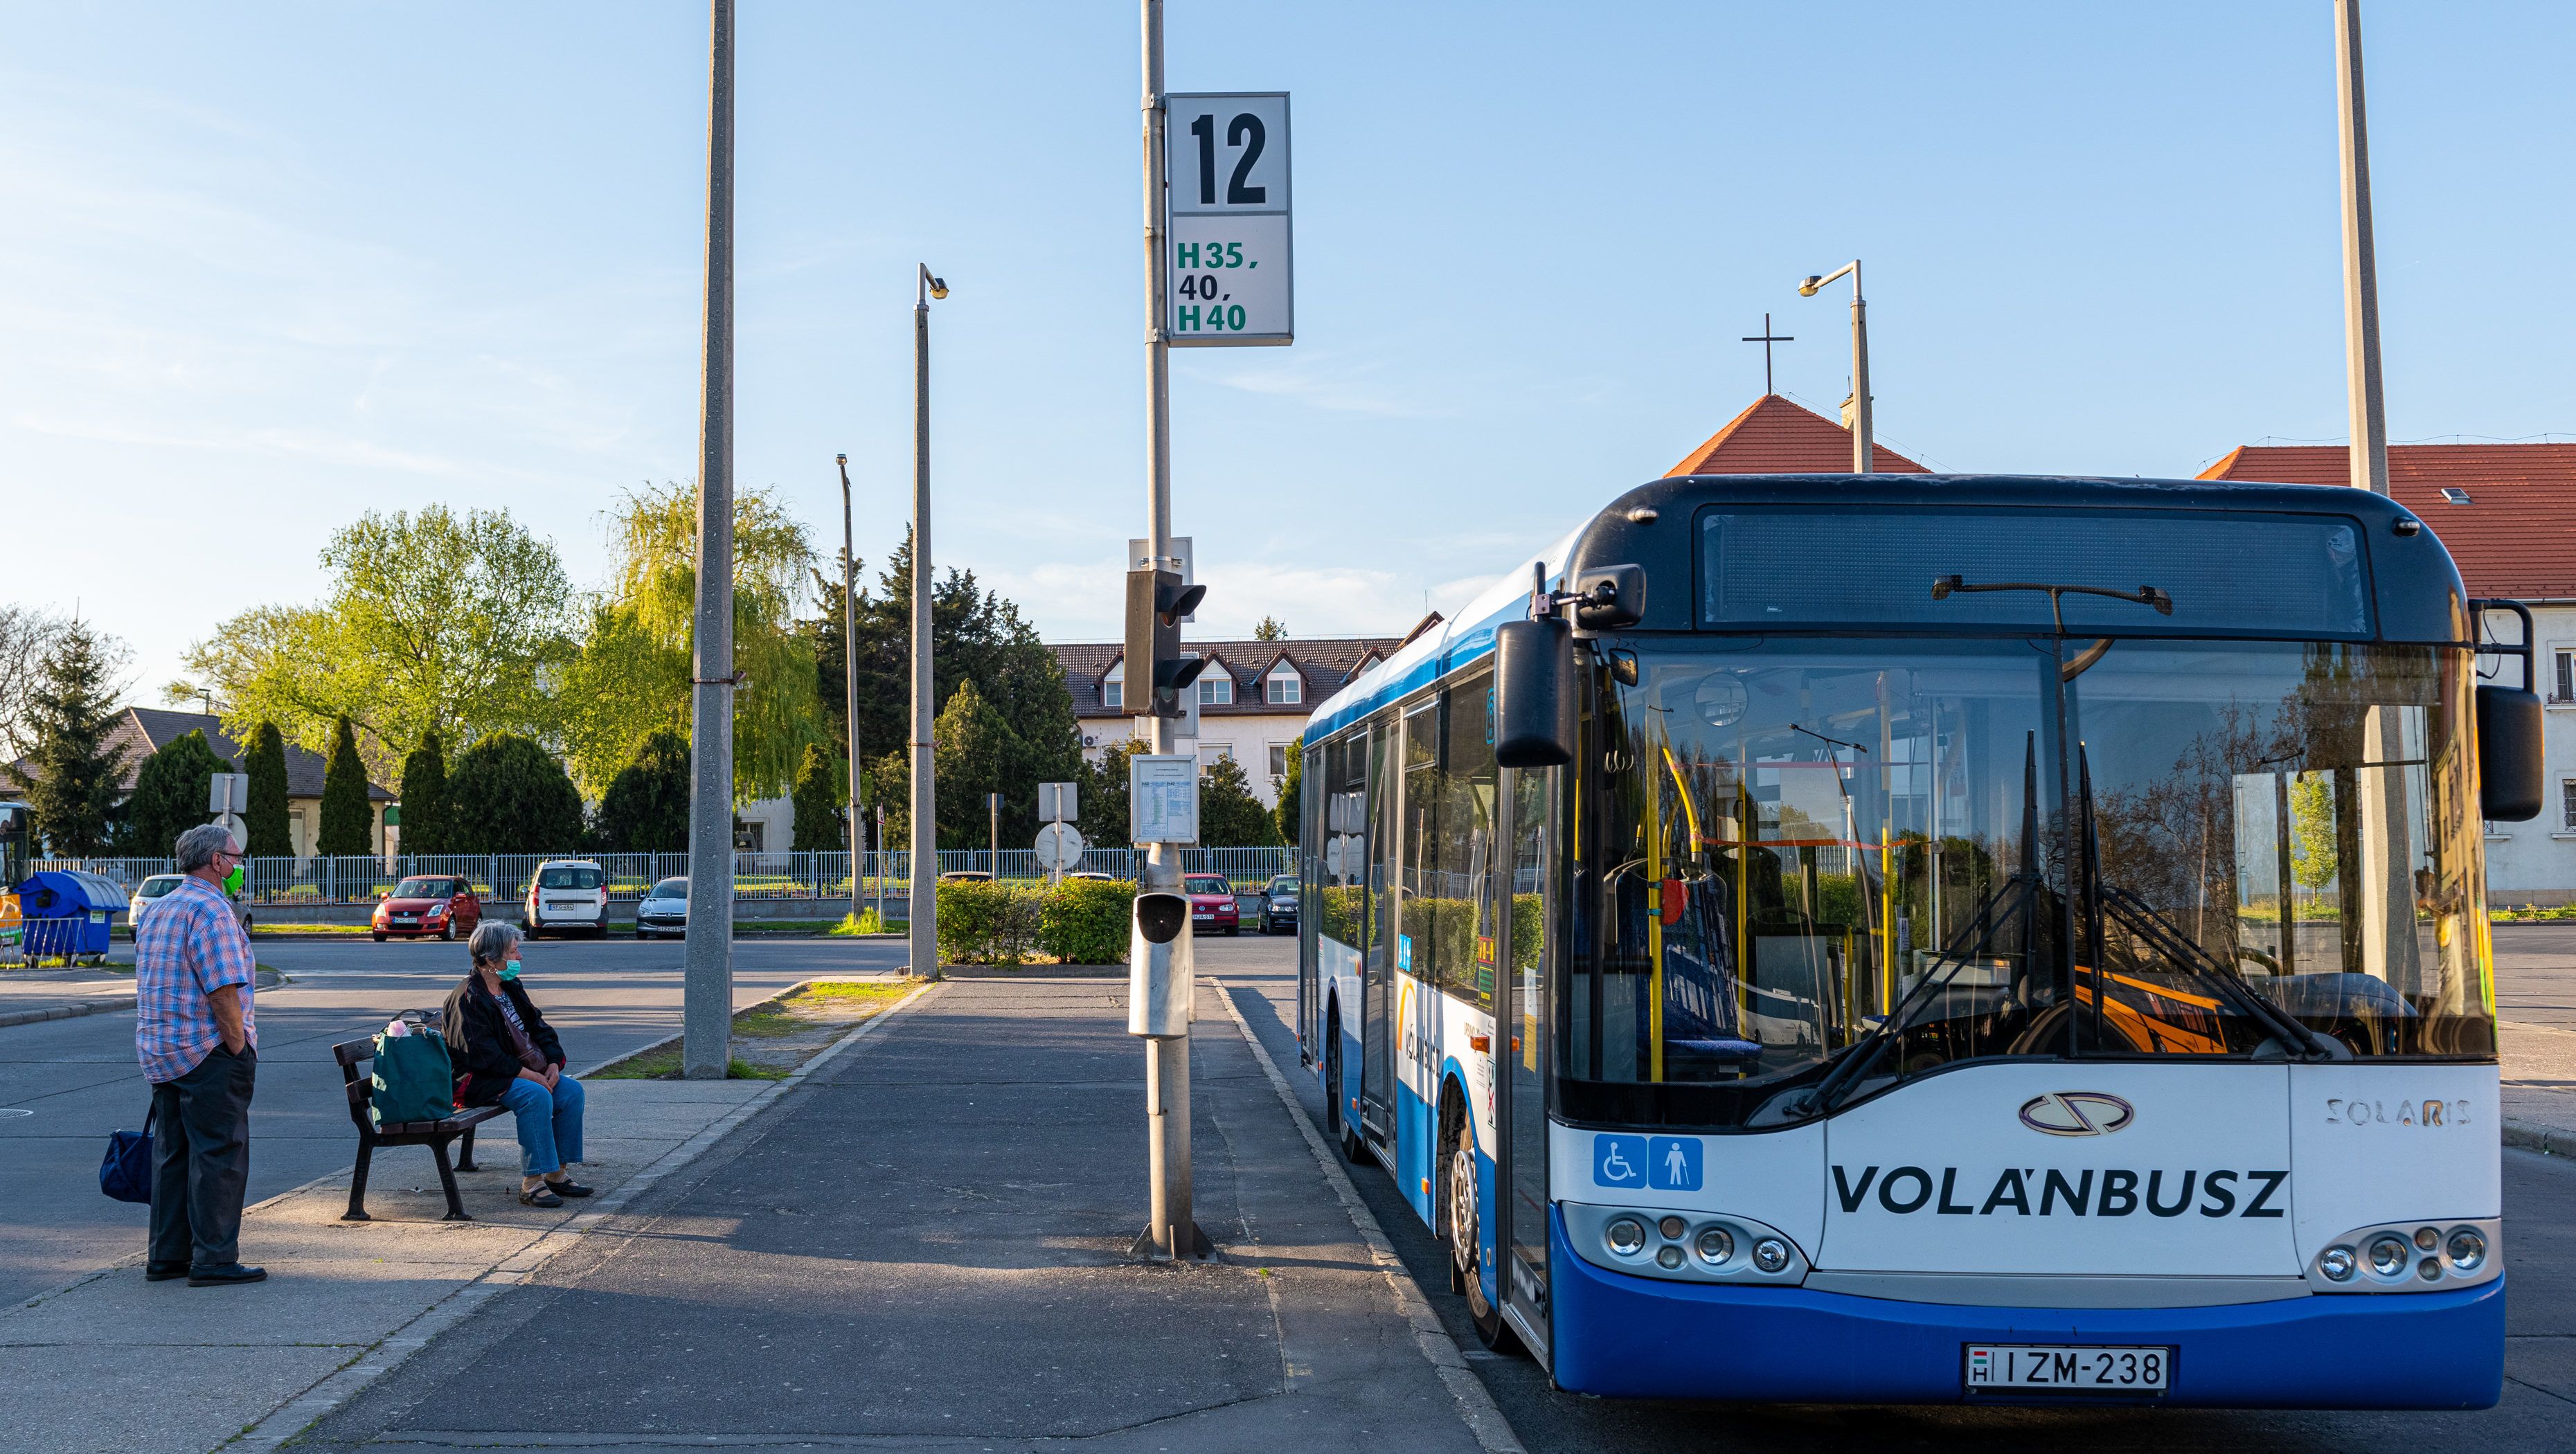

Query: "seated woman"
left=444, top=921, right=591, bottom=1207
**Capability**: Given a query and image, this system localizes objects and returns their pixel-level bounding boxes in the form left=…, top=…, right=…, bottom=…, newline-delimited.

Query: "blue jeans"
left=497, top=1075, right=585, bottom=1176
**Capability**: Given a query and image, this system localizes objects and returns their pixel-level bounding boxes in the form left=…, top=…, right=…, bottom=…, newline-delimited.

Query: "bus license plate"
left=1964, top=1344, right=2170, bottom=1394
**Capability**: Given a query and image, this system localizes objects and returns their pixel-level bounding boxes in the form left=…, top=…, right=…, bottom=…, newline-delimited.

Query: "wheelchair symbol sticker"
left=1593, top=1133, right=1648, bottom=1188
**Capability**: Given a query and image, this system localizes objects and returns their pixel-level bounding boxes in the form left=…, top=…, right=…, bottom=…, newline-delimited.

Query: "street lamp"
left=835, top=452, right=861, bottom=927
left=1797, top=260, right=1873, bottom=474
left=909, top=264, right=948, bottom=982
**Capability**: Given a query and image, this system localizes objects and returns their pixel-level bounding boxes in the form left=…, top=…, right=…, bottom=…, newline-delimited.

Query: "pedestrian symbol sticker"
left=1593, top=1133, right=1647, bottom=1188
left=1648, top=1136, right=1702, bottom=1192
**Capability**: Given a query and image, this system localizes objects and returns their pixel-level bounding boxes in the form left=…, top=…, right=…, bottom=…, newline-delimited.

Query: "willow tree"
left=559, top=481, right=821, bottom=804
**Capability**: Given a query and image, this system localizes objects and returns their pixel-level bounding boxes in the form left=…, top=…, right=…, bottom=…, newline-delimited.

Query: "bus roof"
left=1305, top=472, right=2469, bottom=742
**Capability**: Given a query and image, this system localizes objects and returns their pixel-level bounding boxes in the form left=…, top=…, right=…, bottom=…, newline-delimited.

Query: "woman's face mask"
left=500, top=959, right=522, bottom=982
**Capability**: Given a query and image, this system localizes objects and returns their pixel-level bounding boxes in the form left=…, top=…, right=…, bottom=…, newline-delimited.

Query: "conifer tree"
left=242, top=721, right=293, bottom=858
left=22, top=621, right=128, bottom=855
left=397, top=730, right=448, bottom=856
left=319, top=716, right=373, bottom=856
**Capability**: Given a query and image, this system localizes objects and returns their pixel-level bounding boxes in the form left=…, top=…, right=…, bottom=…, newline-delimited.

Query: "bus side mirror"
left=2476, top=683, right=2544, bottom=822
left=1495, top=618, right=1575, bottom=769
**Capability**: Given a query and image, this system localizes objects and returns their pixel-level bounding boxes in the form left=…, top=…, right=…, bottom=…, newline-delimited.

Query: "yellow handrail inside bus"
left=1647, top=741, right=1665, bottom=1083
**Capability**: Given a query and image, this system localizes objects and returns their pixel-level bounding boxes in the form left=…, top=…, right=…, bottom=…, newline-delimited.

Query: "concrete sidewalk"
left=0, top=987, right=930, bottom=1454
left=287, top=975, right=1514, bottom=1454
left=2502, top=1018, right=2576, bottom=1156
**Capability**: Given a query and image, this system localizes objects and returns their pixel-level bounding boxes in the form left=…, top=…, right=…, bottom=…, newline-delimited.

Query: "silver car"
left=636, top=877, right=688, bottom=939
left=128, top=872, right=253, bottom=935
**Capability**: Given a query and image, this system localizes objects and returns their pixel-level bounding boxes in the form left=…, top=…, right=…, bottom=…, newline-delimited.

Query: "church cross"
left=1741, top=312, right=1794, bottom=396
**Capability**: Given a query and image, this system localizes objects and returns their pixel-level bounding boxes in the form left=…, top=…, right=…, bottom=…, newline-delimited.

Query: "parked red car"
left=372, top=875, right=482, bottom=942
left=1183, top=874, right=1240, bottom=936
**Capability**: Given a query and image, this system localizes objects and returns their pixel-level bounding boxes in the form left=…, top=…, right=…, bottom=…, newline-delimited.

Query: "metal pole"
left=988, top=792, right=1000, bottom=876
left=837, top=454, right=861, bottom=923
left=1848, top=262, right=1875, bottom=474
left=876, top=805, right=888, bottom=928
left=2334, top=0, right=2390, bottom=495
left=1137, top=0, right=1197, bottom=1261
left=909, top=272, right=940, bottom=981
left=681, top=0, right=737, bottom=1080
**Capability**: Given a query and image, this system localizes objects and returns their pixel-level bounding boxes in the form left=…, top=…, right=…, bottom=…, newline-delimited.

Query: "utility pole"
left=910, top=264, right=947, bottom=981
left=1796, top=261, right=1872, bottom=473
left=1136, top=0, right=1198, bottom=1261
left=987, top=792, right=1001, bottom=875
left=2334, top=0, right=2390, bottom=496
left=837, top=454, right=862, bottom=924
left=681, top=0, right=737, bottom=1080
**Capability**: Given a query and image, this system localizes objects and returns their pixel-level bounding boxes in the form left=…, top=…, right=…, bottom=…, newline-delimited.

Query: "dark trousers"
left=149, top=1043, right=256, bottom=1269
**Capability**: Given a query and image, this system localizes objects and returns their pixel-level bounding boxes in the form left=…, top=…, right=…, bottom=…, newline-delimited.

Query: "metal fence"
left=31, top=847, right=1295, bottom=907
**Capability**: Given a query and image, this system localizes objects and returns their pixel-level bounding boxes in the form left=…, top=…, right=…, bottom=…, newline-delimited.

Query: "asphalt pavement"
left=0, top=935, right=909, bottom=1307
left=2493, top=922, right=2576, bottom=1030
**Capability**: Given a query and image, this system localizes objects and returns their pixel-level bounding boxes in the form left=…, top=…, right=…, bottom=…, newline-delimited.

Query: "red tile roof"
left=2199, top=444, right=2576, bottom=600
left=1666, top=394, right=1928, bottom=476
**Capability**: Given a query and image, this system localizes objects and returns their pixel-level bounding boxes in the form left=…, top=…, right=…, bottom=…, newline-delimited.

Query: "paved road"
left=2494, top=922, right=2576, bottom=1030
left=0, top=935, right=909, bottom=1306
left=1208, top=936, right=2576, bottom=1449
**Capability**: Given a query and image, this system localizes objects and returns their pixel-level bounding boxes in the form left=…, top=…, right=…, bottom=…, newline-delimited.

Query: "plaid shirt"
left=134, top=874, right=258, bottom=1083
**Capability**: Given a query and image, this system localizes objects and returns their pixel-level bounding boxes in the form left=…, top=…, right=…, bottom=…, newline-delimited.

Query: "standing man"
left=136, top=823, right=265, bottom=1286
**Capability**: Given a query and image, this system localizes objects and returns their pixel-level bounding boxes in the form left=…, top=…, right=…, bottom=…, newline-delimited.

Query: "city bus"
left=1294, top=473, right=2541, bottom=1408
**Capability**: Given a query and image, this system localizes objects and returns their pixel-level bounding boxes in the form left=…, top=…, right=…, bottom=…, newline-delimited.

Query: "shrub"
left=936, top=879, right=1042, bottom=964
left=1039, top=877, right=1136, bottom=964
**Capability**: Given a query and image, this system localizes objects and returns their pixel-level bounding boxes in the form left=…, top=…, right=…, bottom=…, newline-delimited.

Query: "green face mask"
left=500, top=959, right=522, bottom=982
left=222, top=865, right=244, bottom=897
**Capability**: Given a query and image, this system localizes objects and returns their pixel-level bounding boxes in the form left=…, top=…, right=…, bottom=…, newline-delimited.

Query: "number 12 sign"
left=1165, top=92, right=1290, bottom=347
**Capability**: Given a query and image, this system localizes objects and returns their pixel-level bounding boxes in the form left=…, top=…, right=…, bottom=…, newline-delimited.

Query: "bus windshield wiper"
left=1931, top=575, right=2173, bottom=633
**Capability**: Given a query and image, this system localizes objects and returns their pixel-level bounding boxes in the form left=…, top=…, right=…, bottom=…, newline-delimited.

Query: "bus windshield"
left=1565, top=634, right=2491, bottom=1131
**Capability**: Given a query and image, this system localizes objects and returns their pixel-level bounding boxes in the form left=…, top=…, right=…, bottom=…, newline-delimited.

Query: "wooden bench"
left=332, top=1027, right=503, bottom=1222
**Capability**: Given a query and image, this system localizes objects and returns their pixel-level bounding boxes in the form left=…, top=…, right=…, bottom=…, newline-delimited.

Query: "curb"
left=2503, top=1118, right=2575, bottom=1157
left=229, top=977, right=945, bottom=1453
left=0, top=998, right=130, bottom=1029
left=1212, top=977, right=1528, bottom=1454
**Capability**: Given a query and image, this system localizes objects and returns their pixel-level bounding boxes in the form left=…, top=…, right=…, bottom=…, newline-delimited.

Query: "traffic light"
left=1125, top=566, right=1208, bottom=717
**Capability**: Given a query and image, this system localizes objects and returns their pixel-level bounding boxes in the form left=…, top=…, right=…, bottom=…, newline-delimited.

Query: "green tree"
left=805, top=529, right=1082, bottom=836
left=1254, top=616, right=1288, bottom=642
left=182, top=505, right=575, bottom=782
left=2288, top=773, right=2339, bottom=892
left=20, top=620, right=129, bottom=856
left=791, top=742, right=844, bottom=852
left=595, top=730, right=691, bottom=852
left=127, top=730, right=232, bottom=859
left=1199, top=755, right=1279, bottom=847
left=397, top=730, right=449, bottom=856
left=446, top=732, right=584, bottom=853
left=1272, top=733, right=1304, bottom=845
left=242, top=721, right=292, bottom=857
left=1078, top=737, right=1147, bottom=849
left=558, top=481, right=821, bottom=802
left=319, top=716, right=373, bottom=856
left=931, top=679, right=1030, bottom=851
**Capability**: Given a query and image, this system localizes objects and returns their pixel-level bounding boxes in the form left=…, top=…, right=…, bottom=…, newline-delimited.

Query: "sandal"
left=517, top=1185, right=564, bottom=1208
left=544, top=1178, right=595, bottom=1198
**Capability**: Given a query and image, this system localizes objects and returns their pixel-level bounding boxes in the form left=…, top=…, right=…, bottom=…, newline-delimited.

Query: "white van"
left=522, top=859, right=608, bottom=939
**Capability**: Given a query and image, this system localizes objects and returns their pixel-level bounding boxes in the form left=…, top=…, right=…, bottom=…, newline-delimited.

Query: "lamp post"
left=2334, top=0, right=2388, bottom=496
left=1797, top=260, right=1873, bottom=474
left=681, top=0, right=737, bottom=1079
left=836, top=453, right=861, bottom=925
left=909, top=264, right=949, bottom=982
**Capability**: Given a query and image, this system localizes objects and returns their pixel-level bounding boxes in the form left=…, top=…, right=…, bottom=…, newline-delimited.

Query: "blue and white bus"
left=1294, top=473, right=2540, bottom=1407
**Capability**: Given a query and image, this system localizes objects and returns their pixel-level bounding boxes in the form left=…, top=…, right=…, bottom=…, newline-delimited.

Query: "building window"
left=1104, top=663, right=1123, bottom=711
left=1199, top=742, right=1233, bottom=766
left=1265, top=663, right=1303, bottom=705
left=2564, top=781, right=2576, bottom=832
left=1200, top=672, right=1233, bottom=706
left=2555, top=649, right=2573, bottom=703
left=1268, top=742, right=1290, bottom=778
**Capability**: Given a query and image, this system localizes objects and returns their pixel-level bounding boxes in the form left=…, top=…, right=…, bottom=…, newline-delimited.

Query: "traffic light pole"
left=1134, top=0, right=1201, bottom=1262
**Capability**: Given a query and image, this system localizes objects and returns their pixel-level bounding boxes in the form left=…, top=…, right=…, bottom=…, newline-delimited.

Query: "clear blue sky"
left=6, top=2, right=2570, bottom=701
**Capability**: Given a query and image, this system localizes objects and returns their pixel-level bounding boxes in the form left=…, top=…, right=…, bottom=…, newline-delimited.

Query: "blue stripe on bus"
left=1304, top=589, right=1529, bottom=741
left=1548, top=1208, right=2506, bottom=1408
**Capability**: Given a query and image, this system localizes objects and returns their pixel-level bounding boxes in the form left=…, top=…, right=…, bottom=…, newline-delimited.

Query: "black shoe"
left=186, top=1263, right=267, bottom=1287
left=543, top=1178, right=594, bottom=1198
left=145, top=1262, right=190, bottom=1282
left=517, top=1185, right=564, bottom=1208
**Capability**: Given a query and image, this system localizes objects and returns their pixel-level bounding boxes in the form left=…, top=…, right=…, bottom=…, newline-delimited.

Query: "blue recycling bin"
left=12, top=869, right=129, bottom=961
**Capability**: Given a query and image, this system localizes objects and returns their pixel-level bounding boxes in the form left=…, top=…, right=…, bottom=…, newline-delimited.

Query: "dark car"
left=372, top=876, right=481, bottom=942
left=636, top=876, right=688, bottom=939
left=1259, top=873, right=1298, bottom=933
left=1183, top=873, right=1239, bottom=936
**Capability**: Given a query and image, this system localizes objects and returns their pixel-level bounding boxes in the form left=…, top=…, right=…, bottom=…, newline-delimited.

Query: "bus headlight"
left=1695, top=1227, right=1734, bottom=1264
left=2318, top=1245, right=2357, bottom=1282
left=2367, top=1235, right=2410, bottom=1277
left=1751, top=1237, right=1791, bottom=1273
left=1564, top=1204, right=1806, bottom=1286
left=1604, top=1217, right=1646, bottom=1256
left=2447, top=1228, right=2487, bottom=1271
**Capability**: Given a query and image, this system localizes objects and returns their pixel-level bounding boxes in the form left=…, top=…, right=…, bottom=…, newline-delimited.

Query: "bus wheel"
left=1444, top=1107, right=1510, bottom=1350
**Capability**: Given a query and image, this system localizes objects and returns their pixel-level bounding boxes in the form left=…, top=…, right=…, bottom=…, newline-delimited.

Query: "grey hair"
left=467, top=919, right=522, bottom=967
left=174, top=823, right=240, bottom=873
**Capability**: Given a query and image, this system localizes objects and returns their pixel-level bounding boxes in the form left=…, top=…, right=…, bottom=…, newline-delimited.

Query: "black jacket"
left=442, top=974, right=567, bottom=1107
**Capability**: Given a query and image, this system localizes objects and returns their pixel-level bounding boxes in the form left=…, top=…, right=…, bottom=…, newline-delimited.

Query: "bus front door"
left=1499, top=763, right=1553, bottom=1358
left=1359, top=721, right=1397, bottom=1147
